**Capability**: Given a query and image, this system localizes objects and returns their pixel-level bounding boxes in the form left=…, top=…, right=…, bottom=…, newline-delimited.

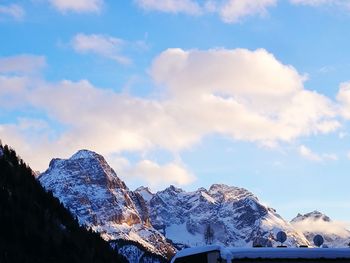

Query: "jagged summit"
left=208, top=183, right=255, bottom=201
left=135, top=186, right=154, bottom=202
left=38, top=149, right=350, bottom=259
left=291, top=210, right=331, bottom=223
left=39, top=150, right=175, bottom=258
left=43, top=152, right=127, bottom=193
left=71, top=149, right=103, bottom=160
left=148, top=183, right=308, bottom=248
left=163, top=185, right=184, bottom=193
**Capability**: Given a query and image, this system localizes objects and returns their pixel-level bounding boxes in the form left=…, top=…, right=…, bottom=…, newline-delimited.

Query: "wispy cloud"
left=49, top=0, right=103, bottom=13
left=72, top=33, right=132, bottom=65
left=299, top=145, right=322, bottom=161
left=217, top=0, right=277, bottom=23
left=136, top=0, right=350, bottom=23
left=136, top=0, right=202, bottom=15
left=0, top=55, right=46, bottom=74
left=290, top=0, right=350, bottom=10
left=0, top=4, right=25, bottom=20
left=108, top=156, right=196, bottom=190
left=298, top=145, right=338, bottom=162
left=292, top=217, right=350, bottom=238
left=291, top=0, right=341, bottom=6
left=135, top=0, right=277, bottom=23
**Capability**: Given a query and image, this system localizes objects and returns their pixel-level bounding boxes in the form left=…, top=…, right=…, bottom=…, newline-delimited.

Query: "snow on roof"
left=171, top=245, right=221, bottom=262
left=223, top=247, right=350, bottom=260
left=171, top=246, right=350, bottom=262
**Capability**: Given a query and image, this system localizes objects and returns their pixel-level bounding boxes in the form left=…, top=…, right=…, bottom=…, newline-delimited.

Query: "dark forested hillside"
left=0, top=143, right=127, bottom=263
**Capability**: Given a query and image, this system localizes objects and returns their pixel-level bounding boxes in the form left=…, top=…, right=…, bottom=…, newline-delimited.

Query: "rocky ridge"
left=38, top=150, right=349, bottom=262
left=39, top=150, right=175, bottom=259
left=137, top=184, right=309, bottom=248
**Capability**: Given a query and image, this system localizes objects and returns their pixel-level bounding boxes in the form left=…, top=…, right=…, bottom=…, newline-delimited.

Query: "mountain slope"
left=39, top=150, right=175, bottom=261
left=291, top=211, right=350, bottom=247
left=0, top=144, right=126, bottom=263
left=138, top=184, right=309, bottom=248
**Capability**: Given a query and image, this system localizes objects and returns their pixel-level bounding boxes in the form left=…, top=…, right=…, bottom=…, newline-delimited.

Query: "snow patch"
left=136, top=186, right=154, bottom=202
left=200, top=191, right=216, bottom=204
left=70, top=149, right=100, bottom=160
left=166, top=223, right=204, bottom=246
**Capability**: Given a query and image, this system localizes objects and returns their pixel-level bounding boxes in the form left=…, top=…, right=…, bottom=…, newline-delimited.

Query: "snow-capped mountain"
left=136, top=184, right=309, bottom=248
left=38, top=150, right=175, bottom=259
left=291, top=211, right=350, bottom=247
left=40, top=149, right=350, bottom=262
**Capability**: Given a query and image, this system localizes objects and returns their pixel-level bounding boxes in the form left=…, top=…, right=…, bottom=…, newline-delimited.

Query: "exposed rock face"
left=42, top=149, right=350, bottom=260
left=291, top=211, right=350, bottom=247
left=137, top=184, right=309, bottom=248
left=39, top=150, right=175, bottom=258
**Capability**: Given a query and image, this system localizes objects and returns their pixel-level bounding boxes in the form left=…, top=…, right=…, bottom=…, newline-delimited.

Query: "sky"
left=1, top=0, right=350, bottom=222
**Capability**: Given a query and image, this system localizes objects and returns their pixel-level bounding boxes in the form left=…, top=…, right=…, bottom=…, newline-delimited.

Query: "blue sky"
left=1, top=0, right=350, bottom=222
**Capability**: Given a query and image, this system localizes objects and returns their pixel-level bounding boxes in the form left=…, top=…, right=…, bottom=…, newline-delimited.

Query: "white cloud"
left=0, top=55, right=46, bottom=74
left=290, top=0, right=332, bottom=5
left=217, top=0, right=277, bottom=23
left=322, top=153, right=338, bottom=161
left=0, top=48, right=341, bottom=185
left=135, top=0, right=277, bottom=23
left=49, top=0, right=103, bottom=13
left=292, top=217, right=350, bottom=238
left=336, top=81, right=350, bottom=119
left=72, top=33, right=131, bottom=65
left=298, top=145, right=338, bottom=162
left=290, top=0, right=350, bottom=9
left=299, top=145, right=322, bottom=161
left=136, top=0, right=350, bottom=22
left=151, top=48, right=339, bottom=143
left=109, top=157, right=195, bottom=189
left=0, top=4, right=25, bottom=20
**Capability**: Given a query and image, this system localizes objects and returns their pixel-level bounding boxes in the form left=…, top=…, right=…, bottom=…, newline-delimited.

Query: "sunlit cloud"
left=0, top=48, right=343, bottom=186
left=108, top=156, right=196, bottom=190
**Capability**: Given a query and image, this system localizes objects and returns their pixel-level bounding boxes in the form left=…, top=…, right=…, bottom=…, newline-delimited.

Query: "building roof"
left=171, top=246, right=350, bottom=262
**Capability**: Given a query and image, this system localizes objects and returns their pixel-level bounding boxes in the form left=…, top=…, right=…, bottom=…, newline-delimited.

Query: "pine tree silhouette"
left=0, top=142, right=127, bottom=263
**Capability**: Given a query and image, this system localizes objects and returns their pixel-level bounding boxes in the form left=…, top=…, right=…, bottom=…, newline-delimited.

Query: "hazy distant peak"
left=292, top=210, right=331, bottom=223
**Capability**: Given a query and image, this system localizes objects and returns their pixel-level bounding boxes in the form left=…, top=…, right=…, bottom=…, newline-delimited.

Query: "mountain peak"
left=291, top=210, right=331, bottom=223
left=208, top=183, right=254, bottom=202
left=71, top=149, right=102, bottom=160
left=164, top=185, right=183, bottom=193
left=209, top=183, right=242, bottom=193
left=135, top=186, right=154, bottom=202
left=39, top=152, right=175, bottom=257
